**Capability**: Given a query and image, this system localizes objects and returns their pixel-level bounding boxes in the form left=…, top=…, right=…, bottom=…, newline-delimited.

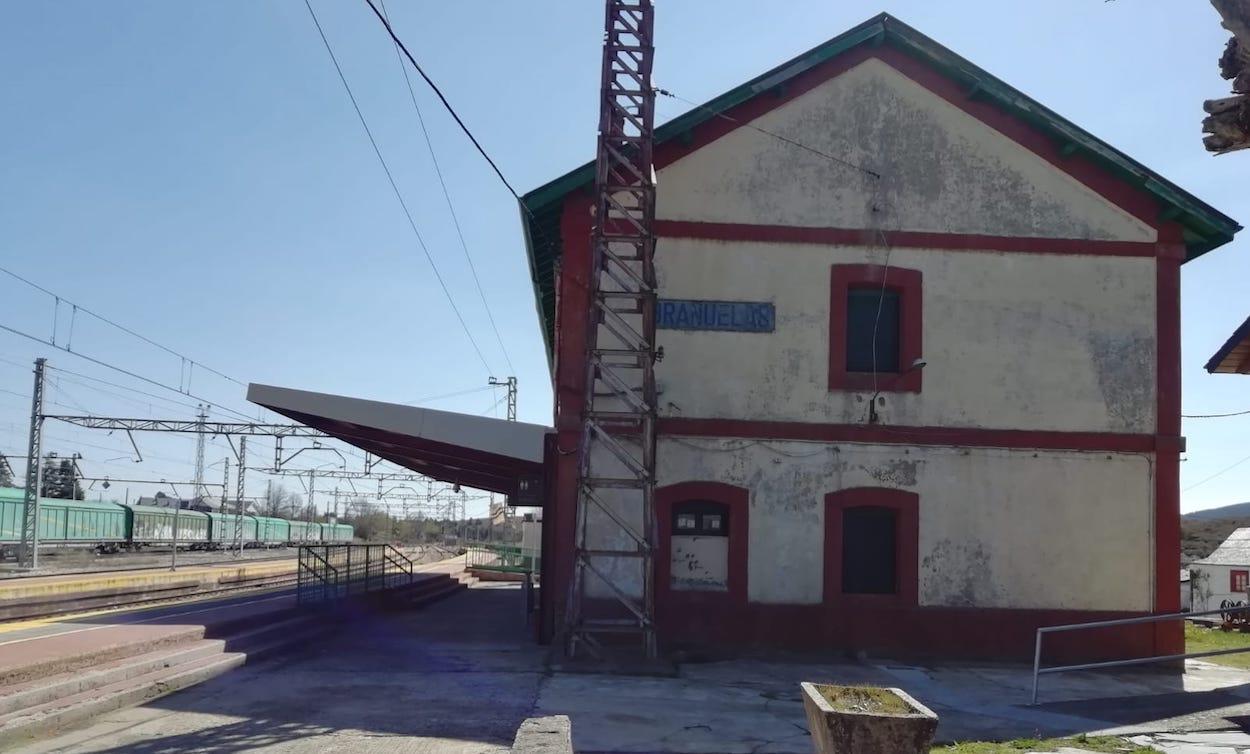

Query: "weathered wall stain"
left=862, top=458, right=921, bottom=487
left=921, top=538, right=1002, bottom=607
left=1087, top=332, right=1155, bottom=431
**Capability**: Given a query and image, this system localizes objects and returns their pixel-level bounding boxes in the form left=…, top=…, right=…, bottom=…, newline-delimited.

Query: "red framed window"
left=1232, top=570, right=1248, bottom=593
left=829, top=264, right=923, bottom=392
left=824, top=487, right=919, bottom=606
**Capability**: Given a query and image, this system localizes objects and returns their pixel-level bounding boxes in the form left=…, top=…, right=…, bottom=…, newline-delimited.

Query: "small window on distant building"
left=846, top=287, right=900, bottom=374
left=672, top=501, right=729, bottom=537
left=842, top=506, right=897, bottom=595
left=1232, top=570, right=1248, bottom=593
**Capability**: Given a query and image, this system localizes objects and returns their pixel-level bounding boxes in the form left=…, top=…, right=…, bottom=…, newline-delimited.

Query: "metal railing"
left=464, top=542, right=540, bottom=575
left=1031, top=604, right=1250, bottom=704
left=297, top=543, right=414, bottom=605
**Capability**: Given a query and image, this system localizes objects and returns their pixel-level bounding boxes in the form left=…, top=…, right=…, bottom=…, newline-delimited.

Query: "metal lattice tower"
left=232, top=436, right=247, bottom=557
left=19, top=358, right=47, bottom=570
left=564, top=0, right=659, bottom=660
left=489, top=376, right=518, bottom=421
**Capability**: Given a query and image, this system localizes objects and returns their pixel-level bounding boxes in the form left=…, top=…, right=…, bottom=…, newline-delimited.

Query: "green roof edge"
left=521, top=12, right=1242, bottom=365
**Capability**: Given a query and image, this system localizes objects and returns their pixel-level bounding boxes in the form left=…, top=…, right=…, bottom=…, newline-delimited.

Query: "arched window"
left=656, top=482, right=749, bottom=605
left=824, top=488, right=919, bottom=605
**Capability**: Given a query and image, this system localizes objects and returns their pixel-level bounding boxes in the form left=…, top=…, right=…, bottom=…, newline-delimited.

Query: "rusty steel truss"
left=564, top=0, right=659, bottom=660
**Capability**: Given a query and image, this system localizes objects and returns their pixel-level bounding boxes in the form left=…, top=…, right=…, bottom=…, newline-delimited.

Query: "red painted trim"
left=548, top=195, right=595, bottom=635
left=656, top=482, right=750, bottom=623
left=653, top=45, right=1166, bottom=231
left=659, top=417, right=1159, bottom=454
left=1154, top=245, right=1183, bottom=654
left=829, top=264, right=923, bottom=392
left=642, top=599, right=1160, bottom=663
left=655, top=220, right=1160, bottom=258
left=823, top=488, right=919, bottom=607
left=1231, top=571, right=1248, bottom=593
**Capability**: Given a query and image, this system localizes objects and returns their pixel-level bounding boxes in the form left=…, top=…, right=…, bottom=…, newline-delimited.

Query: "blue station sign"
left=656, top=299, right=775, bottom=333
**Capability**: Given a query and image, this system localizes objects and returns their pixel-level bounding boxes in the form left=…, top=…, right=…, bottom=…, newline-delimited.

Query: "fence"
left=464, top=542, right=540, bottom=575
left=1031, top=604, right=1250, bottom=704
left=297, top=543, right=414, bottom=605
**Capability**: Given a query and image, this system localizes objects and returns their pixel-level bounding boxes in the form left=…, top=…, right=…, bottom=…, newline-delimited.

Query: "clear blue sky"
left=0, top=1, right=1246, bottom=514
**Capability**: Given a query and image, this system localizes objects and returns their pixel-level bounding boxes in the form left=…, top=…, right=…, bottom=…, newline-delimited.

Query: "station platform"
left=0, top=559, right=297, bottom=603
left=0, top=556, right=468, bottom=746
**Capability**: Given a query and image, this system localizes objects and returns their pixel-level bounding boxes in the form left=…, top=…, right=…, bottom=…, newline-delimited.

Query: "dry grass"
left=814, top=684, right=912, bottom=714
left=932, top=734, right=1153, bottom=752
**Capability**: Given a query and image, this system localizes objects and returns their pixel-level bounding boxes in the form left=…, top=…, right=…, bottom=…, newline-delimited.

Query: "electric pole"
left=19, top=358, right=46, bottom=570
left=233, top=436, right=247, bottom=558
left=488, top=376, right=517, bottom=422
left=177, top=404, right=208, bottom=570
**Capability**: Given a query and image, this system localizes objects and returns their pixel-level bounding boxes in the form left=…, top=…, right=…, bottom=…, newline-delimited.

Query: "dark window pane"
left=672, top=501, right=729, bottom=537
left=842, top=506, right=897, bottom=595
left=846, top=288, right=900, bottom=373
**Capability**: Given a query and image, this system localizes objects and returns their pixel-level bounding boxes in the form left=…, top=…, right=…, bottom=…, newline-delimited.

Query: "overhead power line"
left=0, top=264, right=245, bottom=388
left=1183, top=408, right=1250, bottom=418
left=360, top=0, right=523, bottom=201
left=302, top=0, right=493, bottom=376
left=655, top=87, right=881, bottom=179
left=0, top=322, right=256, bottom=423
left=1185, top=451, right=1250, bottom=492
left=377, top=0, right=515, bottom=375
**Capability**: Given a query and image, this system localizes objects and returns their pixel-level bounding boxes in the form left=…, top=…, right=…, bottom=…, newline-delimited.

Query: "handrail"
left=297, top=546, right=340, bottom=605
left=1031, top=603, right=1250, bottom=704
left=383, top=544, right=414, bottom=586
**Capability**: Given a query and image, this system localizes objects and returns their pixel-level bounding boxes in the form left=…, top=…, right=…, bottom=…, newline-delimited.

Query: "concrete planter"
left=800, top=682, right=938, bottom=754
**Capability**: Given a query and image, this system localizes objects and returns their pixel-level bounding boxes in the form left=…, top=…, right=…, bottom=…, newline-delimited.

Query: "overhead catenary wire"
left=376, top=0, right=516, bottom=376
left=360, top=0, right=523, bottom=201
left=302, top=0, right=493, bottom=376
left=0, top=264, right=245, bottom=388
left=0, top=322, right=257, bottom=423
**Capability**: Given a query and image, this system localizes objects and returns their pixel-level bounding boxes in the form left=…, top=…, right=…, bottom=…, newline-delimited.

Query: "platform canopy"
left=247, top=384, right=550, bottom=502
left=1206, top=315, right=1250, bottom=375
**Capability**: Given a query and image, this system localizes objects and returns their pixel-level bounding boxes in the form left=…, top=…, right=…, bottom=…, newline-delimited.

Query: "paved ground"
left=13, top=583, right=1250, bottom=753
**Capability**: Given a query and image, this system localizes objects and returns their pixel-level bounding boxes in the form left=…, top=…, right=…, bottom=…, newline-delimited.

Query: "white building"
left=1190, top=530, right=1250, bottom=612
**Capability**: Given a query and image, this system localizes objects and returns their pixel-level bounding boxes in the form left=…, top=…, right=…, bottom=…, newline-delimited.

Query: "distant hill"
left=1183, top=515, right=1250, bottom=564
left=1186, top=502, right=1250, bottom=521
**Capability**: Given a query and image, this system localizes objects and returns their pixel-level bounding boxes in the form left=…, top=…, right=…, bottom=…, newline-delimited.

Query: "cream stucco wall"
left=655, top=238, right=1157, bottom=433
left=660, top=438, right=1154, bottom=611
left=656, top=57, right=1156, bottom=243
left=576, top=52, right=1162, bottom=615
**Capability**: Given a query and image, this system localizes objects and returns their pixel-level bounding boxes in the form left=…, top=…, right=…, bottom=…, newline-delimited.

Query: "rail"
left=1031, top=604, right=1250, bottom=704
left=297, top=544, right=414, bottom=605
left=464, top=542, right=540, bottom=575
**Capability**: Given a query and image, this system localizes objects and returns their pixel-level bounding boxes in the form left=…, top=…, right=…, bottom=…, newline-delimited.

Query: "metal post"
left=1030, top=629, right=1043, bottom=705
left=308, top=470, right=315, bottom=522
left=234, top=436, right=247, bottom=557
left=177, top=404, right=208, bottom=570
left=19, top=358, right=46, bottom=570
left=489, top=376, right=518, bottom=422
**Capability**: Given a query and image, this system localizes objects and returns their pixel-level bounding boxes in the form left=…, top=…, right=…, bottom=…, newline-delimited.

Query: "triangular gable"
left=521, top=12, right=1240, bottom=361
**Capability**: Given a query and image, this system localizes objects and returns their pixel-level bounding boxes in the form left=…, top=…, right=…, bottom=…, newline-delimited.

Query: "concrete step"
left=0, top=638, right=227, bottom=716
left=0, top=624, right=207, bottom=688
left=0, top=648, right=247, bottom=748
left=0, top=610, right=336, bottom=746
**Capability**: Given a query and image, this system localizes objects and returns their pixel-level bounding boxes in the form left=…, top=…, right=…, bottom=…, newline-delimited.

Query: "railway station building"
left=253, top=14, right=1240, bottom=661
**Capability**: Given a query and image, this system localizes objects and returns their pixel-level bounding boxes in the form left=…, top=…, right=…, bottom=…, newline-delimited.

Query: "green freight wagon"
left=254, top=516, right=289, bottom=546
left=123, top=504, right=210, bottom=546
left=327, top=523, right=353, bottom=542
left=206, top=512, right=259, bottom=547
left=286, top=519, right=317, bottom=544
left=0, top=487, right=127, bottom=545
